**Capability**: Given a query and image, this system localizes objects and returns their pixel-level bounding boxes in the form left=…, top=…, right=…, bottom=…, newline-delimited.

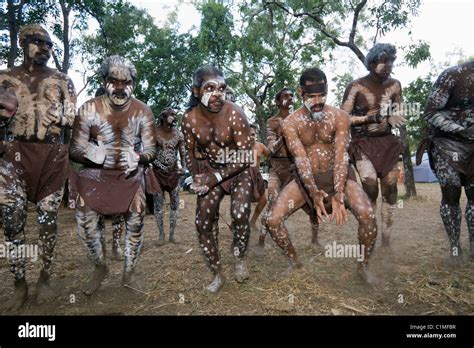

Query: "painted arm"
left=424, top=68, right=471, bottom=138
left=266, top=118, right=284, bottom=154
left=341, top=83, right=381, bottom=126
left=181, top=113, right=200, bottom=176
left=69, top=102, right=93, bottom=164
left=138, top=108, right=157, bottom=165
left=178, top=131, right=187, bottom=171
left=333, top=111, right=350, bottom=196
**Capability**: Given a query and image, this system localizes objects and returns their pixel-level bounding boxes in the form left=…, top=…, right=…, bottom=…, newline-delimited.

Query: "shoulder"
left=267, top=115, right=280, bottom=128
left=131, top=98, right=153, bottom=115
left=327, top=105, right=350, bottom=122
left=224, top=101, right=246, bottom=120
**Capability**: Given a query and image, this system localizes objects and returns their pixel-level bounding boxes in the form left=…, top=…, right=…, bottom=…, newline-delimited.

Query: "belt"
left=0, top=127, right=68, bottom=144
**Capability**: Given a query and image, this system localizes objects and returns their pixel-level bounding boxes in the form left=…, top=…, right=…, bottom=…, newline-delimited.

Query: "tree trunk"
left=399, top=125, right=417, bottom=197
left=60, top=1, right=71, bottom=73
left=6, top=0, right=23, bottom=68
left=254, top=104, right=268, bottom=144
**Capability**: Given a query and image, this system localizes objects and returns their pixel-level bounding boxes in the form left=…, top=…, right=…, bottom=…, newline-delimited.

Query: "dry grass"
left=0, top=183, right=473, bottom=315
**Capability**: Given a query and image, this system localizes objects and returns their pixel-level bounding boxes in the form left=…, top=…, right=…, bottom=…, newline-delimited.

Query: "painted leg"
left=35, top=189, right=63, bottom=304
left=76, top=205, right=108, bottom=295
left=266, top=180, right=306, bottom=271
left=195, top=186, right=225, bottom=292
left=122, top=211, right=145, bottom=286
left=112, top=215, right=125, bottom=260
left=153, top=191, right=165, bottom=242
left=345, top=179, right=381, bottom=288
left=168, top=185, right=180, bottom=243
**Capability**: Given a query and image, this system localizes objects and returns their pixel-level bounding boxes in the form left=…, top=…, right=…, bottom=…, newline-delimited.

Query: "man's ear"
left=192, top=86, right=199, bottom=98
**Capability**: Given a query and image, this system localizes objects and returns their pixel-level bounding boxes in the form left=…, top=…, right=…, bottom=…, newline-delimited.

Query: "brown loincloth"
left=69, top=167, right=143, bottom=215
left=269, top=157, right=295, bottom=188
left=431, top=136, right=474, bottom=183
left=152, top=166, right=180, bottom=192
left=250, top=165, right=265, bottom=202
left=196, top=158, right=249, bottom=195
left=349, top=134, right=402, bottom=178
left=2, top=141, right=69, bottom=203
left=295, top=167, right=357, bottom=215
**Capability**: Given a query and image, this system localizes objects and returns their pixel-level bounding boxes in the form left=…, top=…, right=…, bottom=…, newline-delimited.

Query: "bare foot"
left=206, top=274, right=225, bottom=293
left=311, top=238, right=321, bottom=247
left=283, top=260, right=303, bottom=276
left=254, top=243, right=265, bottom=259
left=112, top=242, right=124, bottom=261
left=35, top=270, right=57, bottom=305
left=234, top=259, right=249, bottom=283
left=358, top=264, right=383, bottom=288
left=2, top=278, right=28, bottom=312
left=82, top=264, right=108, bottom=296
left=122, top=270, right=144, bottom=291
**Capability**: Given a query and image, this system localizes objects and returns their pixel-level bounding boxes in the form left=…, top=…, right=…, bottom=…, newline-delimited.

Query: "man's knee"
left=441, top=185, right=462, bottom=205
left=267, top=210, right=283, bottom=230
left=361, top=180, right=378, bottom=203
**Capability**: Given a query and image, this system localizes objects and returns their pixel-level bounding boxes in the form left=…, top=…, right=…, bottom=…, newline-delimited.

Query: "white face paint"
left=375, top=63, right=385, bottom=74
left=201, top=91, right=213, bottom=107
left=105, top=67, right=134, bottom=106
left=199, top=78, right=226, bottom=112
left=304, top=95, right=326, bottom=121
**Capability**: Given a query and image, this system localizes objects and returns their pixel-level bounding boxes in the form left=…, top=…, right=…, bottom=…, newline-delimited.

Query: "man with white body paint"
left=266, top=67, right=381, bottom=286
left=255, top=88, right=320, bottom=259
left=341, top=43, right=406, bottom=248
left=0, top=24, right=76, bottom=310
left=69, top=55, right=156, bottom=295
left=417, top=61, right=474, bottom=263
left=152, top=107, right=186, bottom=244
left=182, top=66, right=253, bottom=293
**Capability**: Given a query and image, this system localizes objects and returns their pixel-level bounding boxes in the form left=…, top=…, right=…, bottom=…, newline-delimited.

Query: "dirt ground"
left=0, top=183, right=473, bottom=316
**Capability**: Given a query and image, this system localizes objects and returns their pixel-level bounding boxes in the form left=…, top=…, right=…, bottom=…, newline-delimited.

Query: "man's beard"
left=305, top=100, right=325, bottom=121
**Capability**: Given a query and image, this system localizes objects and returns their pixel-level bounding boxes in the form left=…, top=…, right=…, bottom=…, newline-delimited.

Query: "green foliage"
left=331, top=72, right=353, bottom=106
left=403, top=74, right=434, bottom=151
left=404, top=40, right=431, bottom=68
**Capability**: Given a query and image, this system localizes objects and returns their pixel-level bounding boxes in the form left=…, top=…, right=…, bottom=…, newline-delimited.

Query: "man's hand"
left=85, top=140, right=106, bottom=165
left=367, top=114, right=384, bottom=124
left=388, top=114, right=407, bottom=128
left=190, top=172, right=218, bottom=195
left=120, top=146, right=140, bottom=174
left=330, top=192, right=348, bottom=226
left=311, top=189, right=329, bottom=222
left=43, top=105, right=62, bottom=125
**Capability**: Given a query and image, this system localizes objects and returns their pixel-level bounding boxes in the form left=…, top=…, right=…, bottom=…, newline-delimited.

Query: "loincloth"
left=2, top=141, right=69, bottom=203
left=69, top=167, right=144, bottom=215
left=295, top=167, right=357, bottom=215
left=196, top=158, right=249, bottom=195
left=152, top=166, right=180, bottom=192
left=269, top=157, right=295, bottom=188
left=349, top=134, right=402, bottom=178
left=250, top=165, right=265, bottom=202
